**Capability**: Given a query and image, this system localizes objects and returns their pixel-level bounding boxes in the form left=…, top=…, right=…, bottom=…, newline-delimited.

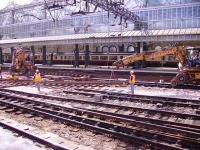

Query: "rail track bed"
left=40, top=69, right=200, bottom=90
left=1, top=68, right=199, bottom=90
left=0, top=88, right=200, bottom=149
left=0, top=68, right=200, bottom=149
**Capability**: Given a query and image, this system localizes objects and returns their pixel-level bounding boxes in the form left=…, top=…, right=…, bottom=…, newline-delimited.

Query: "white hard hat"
left=36, top=69, right=39, bottom=72
left=130, top=70, right=134, bottom=74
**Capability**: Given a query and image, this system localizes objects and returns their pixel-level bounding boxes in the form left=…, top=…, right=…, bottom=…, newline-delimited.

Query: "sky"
left=0, top=0, right=31, bottom=9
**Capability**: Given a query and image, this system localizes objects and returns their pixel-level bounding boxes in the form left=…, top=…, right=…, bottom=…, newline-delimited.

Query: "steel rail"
left=76, top=88, right=200, bottom=105
left=0, top=94, right=199, bottom=149
left=0, top=90, right=200, bottom=137
left=0, top=89, right=200, bottom=127
left=65, top=90, right=200, bottom=108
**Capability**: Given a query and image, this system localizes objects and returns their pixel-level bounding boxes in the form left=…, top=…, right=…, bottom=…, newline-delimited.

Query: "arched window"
left=127, top=45, right=135, bottom=53
left=109, top=45, right=117, bottom=53
left=102, top=46, right=109, bottom=53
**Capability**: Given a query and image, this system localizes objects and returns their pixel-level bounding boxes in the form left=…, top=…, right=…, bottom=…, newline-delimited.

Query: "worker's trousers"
left=35, top=83, right=41, bottom=91
left=130, top=84, right=134, bottom=94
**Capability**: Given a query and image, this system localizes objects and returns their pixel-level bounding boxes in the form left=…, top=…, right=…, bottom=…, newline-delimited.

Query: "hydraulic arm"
left=113, top=46, right=185, bottom=68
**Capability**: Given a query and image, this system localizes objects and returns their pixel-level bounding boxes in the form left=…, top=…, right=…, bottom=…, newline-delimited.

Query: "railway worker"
left=34, top=69, right=42, bottom=92
left=129, top=70, right=136, bottom=95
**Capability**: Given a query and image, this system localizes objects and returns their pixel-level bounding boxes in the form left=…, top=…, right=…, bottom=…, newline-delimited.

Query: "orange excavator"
left=6, top=47, right=35, bottom=80
left=113, top=46, right=200, bottom=86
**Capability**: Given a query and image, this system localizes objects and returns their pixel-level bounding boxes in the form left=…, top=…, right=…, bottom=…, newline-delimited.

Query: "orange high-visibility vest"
left=129, top=74, right=136, bottom=84
left=34, top=73, right=42, bottom=82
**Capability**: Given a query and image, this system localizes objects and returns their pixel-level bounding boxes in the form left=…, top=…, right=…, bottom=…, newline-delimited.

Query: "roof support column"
left=31, top=46, right=35, bottom=65
left=11, top=47, right=14, bottom=63
left=136, top=42, right=141, bottom=53
left=142, top=42, right=147, bottom=68
left=85, top=44, right=90, bottom=68
left=0, top=47, right=3, bottom=64
left=42, top=46, right=47, bottom=65
left=118, top=44, right=125, bottom=52
left=74, top=44, right=79, bottom=68
left=143, top=42, right=148, bottom=51
left=135, top=42, right=145, bottom=68
left=50, top=53, right=53, bottom=65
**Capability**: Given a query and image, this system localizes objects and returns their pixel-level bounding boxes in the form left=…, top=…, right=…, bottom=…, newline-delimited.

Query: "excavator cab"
left=184, top=47, right=200, bottom=68
left=171, top=47, right=200, bottom=87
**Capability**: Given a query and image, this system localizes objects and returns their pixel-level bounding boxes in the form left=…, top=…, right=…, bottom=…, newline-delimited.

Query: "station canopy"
left=0, top=28, right=199, bottom=47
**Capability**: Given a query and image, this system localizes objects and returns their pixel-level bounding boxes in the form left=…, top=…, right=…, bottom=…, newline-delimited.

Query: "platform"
left=0, top=125, right=43, bottom=150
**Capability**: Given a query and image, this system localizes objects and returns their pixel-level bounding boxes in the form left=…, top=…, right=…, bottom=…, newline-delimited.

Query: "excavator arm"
left=113, top=53, right=145, bottom=68
left=113, top=46, right=185, bottom=68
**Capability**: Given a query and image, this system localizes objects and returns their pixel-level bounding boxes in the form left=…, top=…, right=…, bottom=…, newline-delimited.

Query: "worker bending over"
left=129, top=71, right=136, bottom=95
left=34, top=69, right=42, bottom=92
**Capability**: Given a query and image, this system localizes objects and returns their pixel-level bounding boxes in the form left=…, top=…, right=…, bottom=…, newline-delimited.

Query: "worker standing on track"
left=129, top=71, right=136, bottom=95
left=34, top=69, right=42, bottom=92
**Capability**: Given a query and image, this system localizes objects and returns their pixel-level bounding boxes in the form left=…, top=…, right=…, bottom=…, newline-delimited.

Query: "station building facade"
left=0, top=0, right=200, bottom=66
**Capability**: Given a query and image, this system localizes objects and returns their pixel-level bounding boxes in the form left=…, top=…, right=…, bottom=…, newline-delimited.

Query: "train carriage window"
left=64, top=56, right=67, bottom=59
left=109, top=56, right=118, bottom=61
left=102, top=46, right=109, bottom=53
left=168, top=55, right=175, bottom=61
left=79, top=56, right=82, bottom=60
left=91, top=56, right=99, bottom=60
left=69, top=56, right=74, bottom=60
left=55, top=56, right=57, bottom=60
left=109, top=46, right=117, bottom=53
left=120, top=56, right=123, bottom=59
left=100, top=56, right=108, bottom=60
left=60, top=56, right=63, bottom=60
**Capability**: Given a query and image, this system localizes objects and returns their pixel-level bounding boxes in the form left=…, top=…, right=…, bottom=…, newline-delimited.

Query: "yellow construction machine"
left=6, top=47, right=35, bottom=80
left=113, top=46, right=200, bottom=86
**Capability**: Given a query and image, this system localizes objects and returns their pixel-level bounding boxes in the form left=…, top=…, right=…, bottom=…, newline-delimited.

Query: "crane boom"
left=113, top=46, right=185, bottom=68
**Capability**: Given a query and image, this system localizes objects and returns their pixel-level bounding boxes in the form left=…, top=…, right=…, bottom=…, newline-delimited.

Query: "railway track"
left=40, top=69, right=200, bottom=90
left=1, top=78, right=199, bottom=91
left=0, top=80, right=33, bottom=88
left=135, top=81, right=200, bottom=90
left=73, top=88, right=200, bottom=108
left=1, top=67, right=199, bottom=90
left=0, top=79, right=126, bottom=90
left=1, top=88, right=200, bottom=129
left=0, top=89, right=199, bottom=149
